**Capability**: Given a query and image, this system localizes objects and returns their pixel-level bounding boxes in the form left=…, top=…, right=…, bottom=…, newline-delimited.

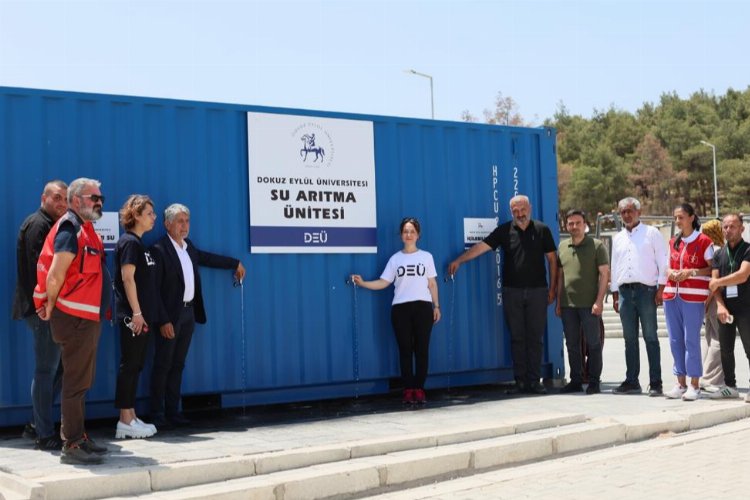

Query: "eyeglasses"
left=80, top=194, right=105, bottom=203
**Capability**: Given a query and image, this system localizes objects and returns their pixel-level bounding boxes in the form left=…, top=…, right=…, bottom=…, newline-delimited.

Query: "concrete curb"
left=18, top=404, right=750, bottom=500
left=101, top=405, right=750, bottom=499
left=0, top=471, right=44, bottom=500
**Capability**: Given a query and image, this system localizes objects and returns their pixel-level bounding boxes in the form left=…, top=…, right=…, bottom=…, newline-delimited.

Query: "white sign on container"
left=247, top=112, right=377, bottom=253
left=92, top=212, right=119, bottom=251
left=463, top=218, right=497, bottom=249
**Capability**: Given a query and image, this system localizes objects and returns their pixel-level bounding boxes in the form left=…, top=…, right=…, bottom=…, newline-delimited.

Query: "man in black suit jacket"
left=150, top=203, right=245, bottom=427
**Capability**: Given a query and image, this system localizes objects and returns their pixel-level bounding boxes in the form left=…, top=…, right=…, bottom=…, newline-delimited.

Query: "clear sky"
left=1, top=0, right=748, bottom=124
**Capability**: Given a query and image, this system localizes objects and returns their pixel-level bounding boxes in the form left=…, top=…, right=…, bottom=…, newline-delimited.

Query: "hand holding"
left=447, top=261, right=460, bottom=276
left=234, top=262, right=246, bottom=282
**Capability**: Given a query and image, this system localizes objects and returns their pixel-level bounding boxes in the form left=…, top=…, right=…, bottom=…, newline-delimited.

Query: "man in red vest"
left=34, top=177, right=110, bottom=465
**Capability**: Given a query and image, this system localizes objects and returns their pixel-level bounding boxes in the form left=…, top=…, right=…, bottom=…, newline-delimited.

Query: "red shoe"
left=414, top=388, right=427, bottom=404
left=402, top=389, right=415, bottom=404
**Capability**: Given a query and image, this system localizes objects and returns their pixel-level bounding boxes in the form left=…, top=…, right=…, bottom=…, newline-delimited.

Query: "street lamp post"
left=700, top=140, right=719, bottom=218
left=405, top=69, right=434, bottom=119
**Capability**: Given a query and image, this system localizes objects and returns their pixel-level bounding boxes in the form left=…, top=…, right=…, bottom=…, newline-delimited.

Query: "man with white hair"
left=150, top=203, right=245, bottom=428
left=449, top=194, right=558, bottom=394
left=610, top=196, right=668, bottom=396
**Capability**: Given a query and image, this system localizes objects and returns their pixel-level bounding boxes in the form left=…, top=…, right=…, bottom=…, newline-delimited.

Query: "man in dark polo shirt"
left=449, top=194, right=558, bottom=394
left=556, top=210, right=609, bottom=395
left=708, top=213, right=750, bottom=402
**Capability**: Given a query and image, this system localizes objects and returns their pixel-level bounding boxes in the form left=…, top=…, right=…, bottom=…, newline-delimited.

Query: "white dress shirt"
left=169, top=235, right=195, bottom=302
left=610, top=222, right=669, bottom=292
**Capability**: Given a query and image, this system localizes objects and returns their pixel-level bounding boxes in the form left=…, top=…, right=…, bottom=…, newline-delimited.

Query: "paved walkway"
left=371, top=417, right=750, bottom=500
left=0, top=338, right=748, bottom=499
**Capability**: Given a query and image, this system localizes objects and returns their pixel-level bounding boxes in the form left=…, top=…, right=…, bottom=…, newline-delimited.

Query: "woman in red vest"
left=663, top=203, right=714, bottom=401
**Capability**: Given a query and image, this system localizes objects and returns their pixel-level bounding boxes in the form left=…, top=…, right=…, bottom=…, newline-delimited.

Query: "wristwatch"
left=690, top=269, right=697, bottom=277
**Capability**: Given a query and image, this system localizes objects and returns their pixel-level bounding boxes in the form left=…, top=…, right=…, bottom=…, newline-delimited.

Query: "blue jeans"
left=26, top=315, right=63, bottom=438
left=618, top=284, right=662, bottom=386
left=664, top=297, right=704, bottom=378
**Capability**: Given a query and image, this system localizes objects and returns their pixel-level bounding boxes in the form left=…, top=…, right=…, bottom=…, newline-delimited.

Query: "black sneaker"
left=612, top=381, right=642, bottom=395
left=560, top=382, right=584, bottom=394
left=527, top=382, right=547, bottom=395
left=151, top=413, right=175, bottom=430
left=22, top=422, right=37, bottom=440
left=35, top=435, right=63, bottom=451
left=648, top=384, right=663, bottom=397
left=586, top=383, right=601, bottom=395
left=167, top=413, right=191, bottom=426
left=60, top=439, right=104, bottom=465
left=82, top=433, right=108, bottom=455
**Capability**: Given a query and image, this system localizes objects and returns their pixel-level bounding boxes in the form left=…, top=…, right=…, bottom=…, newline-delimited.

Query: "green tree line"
left=464, top=88, right=750, bottom=221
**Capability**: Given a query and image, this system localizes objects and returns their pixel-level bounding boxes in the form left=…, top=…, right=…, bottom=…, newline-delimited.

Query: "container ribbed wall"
left=0, top=87, right=561, bottom=425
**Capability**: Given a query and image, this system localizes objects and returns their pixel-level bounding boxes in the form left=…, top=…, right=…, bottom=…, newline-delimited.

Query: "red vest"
left=33, top=211, right=104, bottom=321
left=663, top=232, right=712, bottom=303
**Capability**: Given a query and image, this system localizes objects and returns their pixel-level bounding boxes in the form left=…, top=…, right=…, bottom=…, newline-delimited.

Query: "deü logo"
left=397, top=264, right=426, bottom=277
left=304, top=231, right=328, bottom=244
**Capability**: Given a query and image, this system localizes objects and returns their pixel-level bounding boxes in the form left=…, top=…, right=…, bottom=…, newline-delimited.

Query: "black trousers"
left=114, top=322, right=151, bottom=409
left=561, top=307, right=603, bottom=384
left=150, top=305, right=195, bottom=416
left=718, top=308, right=750, bottom=388
left=390, top=301, right=434, bottom=389
left=502, top=287, right=548, bottom=384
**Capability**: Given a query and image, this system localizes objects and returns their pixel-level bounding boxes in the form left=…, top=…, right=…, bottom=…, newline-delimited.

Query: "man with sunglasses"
left=34, top=178, right=110, bottom=464
left=13, top=180, right=68, bottom=450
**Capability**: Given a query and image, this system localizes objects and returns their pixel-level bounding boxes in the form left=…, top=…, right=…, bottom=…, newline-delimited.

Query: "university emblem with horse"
left=300, top=133, right=325, bottom=162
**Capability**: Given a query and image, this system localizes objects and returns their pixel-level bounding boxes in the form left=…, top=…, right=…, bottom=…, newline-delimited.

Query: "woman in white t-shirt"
left=352, top=217, right=441, bottom=405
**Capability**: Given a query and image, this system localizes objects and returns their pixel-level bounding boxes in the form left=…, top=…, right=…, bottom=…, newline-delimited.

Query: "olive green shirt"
left=558, top=235, right=609, bottom=308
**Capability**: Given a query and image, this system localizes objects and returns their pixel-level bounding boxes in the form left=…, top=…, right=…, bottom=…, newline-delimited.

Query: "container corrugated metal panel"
left=0, top=86, right=561, bottom=426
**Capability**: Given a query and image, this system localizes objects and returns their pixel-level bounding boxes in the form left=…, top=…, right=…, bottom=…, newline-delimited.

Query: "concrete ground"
left=0, top=337, right=749, bottom=500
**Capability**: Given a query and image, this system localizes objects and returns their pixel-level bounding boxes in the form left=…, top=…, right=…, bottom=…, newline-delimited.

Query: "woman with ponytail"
left=663, top=203, right=714, bottom=401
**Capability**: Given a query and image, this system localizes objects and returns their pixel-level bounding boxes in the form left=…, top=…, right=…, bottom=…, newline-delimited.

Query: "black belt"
left=619, top=283, right=650, bottom=289
left=183, top=300, right=193, bottom=307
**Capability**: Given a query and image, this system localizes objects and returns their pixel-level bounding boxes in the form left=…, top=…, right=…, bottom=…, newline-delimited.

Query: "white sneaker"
left=708, top=386, right=739, bottom=399
left=682, top=386, right=701, bottom=401
left=664, top=384, right=687, bottom=399
left=135, top=418, right=157, bottom=434
left=115, top=419, right=156, bottom=439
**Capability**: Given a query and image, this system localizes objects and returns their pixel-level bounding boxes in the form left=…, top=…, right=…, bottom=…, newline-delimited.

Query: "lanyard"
left=727, top=242, right=746, bottom=273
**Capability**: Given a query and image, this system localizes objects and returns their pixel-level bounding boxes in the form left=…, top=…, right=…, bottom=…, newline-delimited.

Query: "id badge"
left=726, top=285, right=739, bottom=298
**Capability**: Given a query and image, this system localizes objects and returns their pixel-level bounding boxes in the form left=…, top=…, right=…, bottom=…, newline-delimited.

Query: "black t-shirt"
left=712, top=239, right=750, bottom=312
left=483, top=219, right=557, bottom=288
left=114, top=232, right=158, bottom=322
left=54, top=220, right=79, bottom=253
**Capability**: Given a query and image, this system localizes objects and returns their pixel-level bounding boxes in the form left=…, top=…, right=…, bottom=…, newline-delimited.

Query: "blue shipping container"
left=0, top=86, right=562, bottom=426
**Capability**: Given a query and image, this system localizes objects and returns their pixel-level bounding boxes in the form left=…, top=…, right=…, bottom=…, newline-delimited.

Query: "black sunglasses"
left=80, top=194, right=105, bottom=203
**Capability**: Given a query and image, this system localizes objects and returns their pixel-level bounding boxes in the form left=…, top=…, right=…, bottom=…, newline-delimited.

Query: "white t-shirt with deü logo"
left=380, top=249, right=437, bottom=305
